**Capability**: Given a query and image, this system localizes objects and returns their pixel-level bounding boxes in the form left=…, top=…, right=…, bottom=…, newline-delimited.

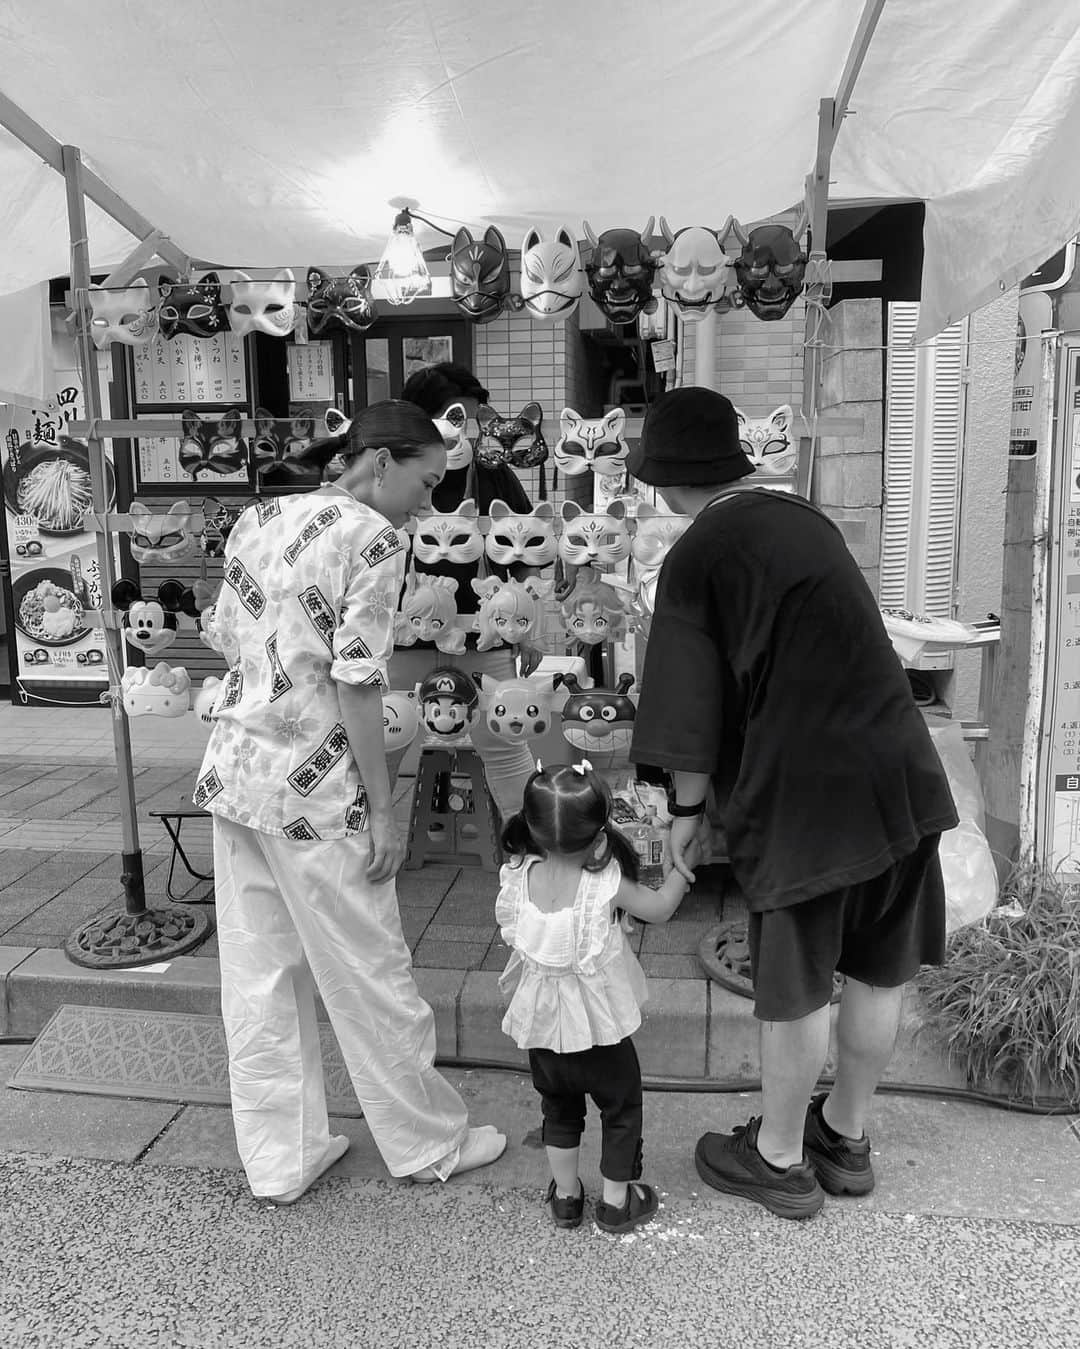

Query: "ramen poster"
left=1, top=393, right=111, bottom=692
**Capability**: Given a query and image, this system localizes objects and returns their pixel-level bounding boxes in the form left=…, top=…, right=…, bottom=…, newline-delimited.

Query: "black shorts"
left=748, top=833, right=947, bottom=1021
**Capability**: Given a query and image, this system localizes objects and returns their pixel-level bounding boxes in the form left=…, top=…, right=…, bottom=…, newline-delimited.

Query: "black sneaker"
left=694, top=1117, right=824, bottom=1219
left=546, top=1178, right=584, bottom=1229
left=803, top=1093, right=875, bottom=1195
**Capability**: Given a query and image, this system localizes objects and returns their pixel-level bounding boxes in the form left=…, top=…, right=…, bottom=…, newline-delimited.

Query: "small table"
left=148, top=807, right=214, bottom=902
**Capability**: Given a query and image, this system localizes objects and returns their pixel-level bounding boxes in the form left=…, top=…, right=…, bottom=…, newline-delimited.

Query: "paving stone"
left=431, top=899, right=499, bottom=926
left=0, top=851, right=44, bottom=885
left=398, top=910, right=431, bottom=947
left=0, top=947, right=34, bottom=1033
left=637, top=978, right=708, bottom=1077
left=421, top=924, right=495, bottom=945
left=639, top=953, right=705, bottom=980
left=412, top=939, right=490, bottom=971
left=0, top=887, right=60, bottom=933
left=458, top=971, right=527, bottom=1068
left=640, top=919, right=715, bottom=954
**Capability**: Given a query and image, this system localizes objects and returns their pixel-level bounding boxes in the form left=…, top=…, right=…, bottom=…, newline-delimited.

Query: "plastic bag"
left=927, top=719, right=998, bottom=935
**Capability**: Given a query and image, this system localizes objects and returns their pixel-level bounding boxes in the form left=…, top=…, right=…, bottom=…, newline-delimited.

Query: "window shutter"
left=881, top=301, right=966, bottom=618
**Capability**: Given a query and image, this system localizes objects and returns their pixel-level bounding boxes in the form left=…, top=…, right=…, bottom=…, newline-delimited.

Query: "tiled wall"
left=679, top=297, right=805, bottom=416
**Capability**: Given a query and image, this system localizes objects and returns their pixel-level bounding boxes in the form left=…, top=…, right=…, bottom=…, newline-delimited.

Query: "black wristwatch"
left=669, top=799, right=706, bottom=818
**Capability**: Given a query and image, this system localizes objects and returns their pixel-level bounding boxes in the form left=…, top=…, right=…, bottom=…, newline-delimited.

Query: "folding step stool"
left=404, top=746, right=502, bottom=871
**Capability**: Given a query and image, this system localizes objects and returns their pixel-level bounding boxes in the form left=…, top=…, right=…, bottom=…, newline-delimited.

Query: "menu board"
left=1, top=390, right=113, bottom=695
left=287, top=342, right=334, bottom=402
left=131, top=332, right=247, bottom=405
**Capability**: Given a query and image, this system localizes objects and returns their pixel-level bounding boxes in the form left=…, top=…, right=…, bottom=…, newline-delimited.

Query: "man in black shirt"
left=629, top=386, right=957, bottom=1219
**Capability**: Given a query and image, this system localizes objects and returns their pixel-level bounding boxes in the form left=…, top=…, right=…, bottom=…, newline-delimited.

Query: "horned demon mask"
left=582, top=220, right=659, bottom=326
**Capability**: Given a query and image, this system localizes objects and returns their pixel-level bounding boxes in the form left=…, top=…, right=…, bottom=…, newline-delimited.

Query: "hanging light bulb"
left=376, top=208, right=432, bottom=305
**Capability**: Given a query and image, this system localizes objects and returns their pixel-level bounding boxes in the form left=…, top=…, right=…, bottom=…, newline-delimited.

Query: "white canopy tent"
left=0, top=0, right=1078, bottom=342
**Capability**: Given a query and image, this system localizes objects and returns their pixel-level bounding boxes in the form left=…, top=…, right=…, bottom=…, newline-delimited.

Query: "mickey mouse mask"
left=227, top=269, right=298, bottom=337
left=157, top=272, right=229, bottom=340
left=450, top=226, right=511, bottom=324
left=88, top=278, right=158, bottom=348
left=306, top=265, right=378, bottom=334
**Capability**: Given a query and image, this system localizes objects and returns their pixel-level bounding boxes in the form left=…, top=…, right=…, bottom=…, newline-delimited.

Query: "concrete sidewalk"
left=0, top=702, right=964, bottom=1089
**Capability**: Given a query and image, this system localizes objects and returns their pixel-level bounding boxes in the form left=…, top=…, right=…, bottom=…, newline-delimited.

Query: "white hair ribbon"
left=572, top=758, right=593, bottom=775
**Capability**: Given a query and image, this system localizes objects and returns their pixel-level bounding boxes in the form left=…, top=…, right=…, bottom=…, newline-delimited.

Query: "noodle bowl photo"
left=12, top=567, right=92, bottom=646
left=2, top=438, right=116, bottom=535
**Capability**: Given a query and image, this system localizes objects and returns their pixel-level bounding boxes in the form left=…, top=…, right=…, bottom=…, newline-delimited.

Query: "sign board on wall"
left=131, top=332, right=246, bottom=406
left=287, top=342, right=334, bottom=403
left=0, top=389, right=114, bottom=701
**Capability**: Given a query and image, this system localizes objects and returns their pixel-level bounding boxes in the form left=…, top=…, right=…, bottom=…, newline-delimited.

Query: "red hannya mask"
left=582, top=220, right=659, bottom=326
left=450, top=226, right=511, bottom=324
left=732, top=222, right=808, bottom=321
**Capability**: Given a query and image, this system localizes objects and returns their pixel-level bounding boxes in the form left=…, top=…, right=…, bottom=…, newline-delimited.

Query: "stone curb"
left=1, top=946, right=969, bottom=1090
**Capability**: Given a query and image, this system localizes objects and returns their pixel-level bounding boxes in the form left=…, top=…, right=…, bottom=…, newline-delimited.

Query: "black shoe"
left=694, top=1118, right=824, bottom=1220
left=803, top=1093, right=875, bottom=1195
left=595, top=1182, right=659, bottom=1234
left=546, top=1178, right=584, bottom=1229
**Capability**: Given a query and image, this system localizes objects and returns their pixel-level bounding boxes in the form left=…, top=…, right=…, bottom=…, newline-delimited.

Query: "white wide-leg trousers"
left=213, top=816, right=469, bottom=1194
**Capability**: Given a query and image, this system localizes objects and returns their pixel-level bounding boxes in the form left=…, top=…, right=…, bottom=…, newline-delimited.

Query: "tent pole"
left=60, top=144, right=210, bottom=969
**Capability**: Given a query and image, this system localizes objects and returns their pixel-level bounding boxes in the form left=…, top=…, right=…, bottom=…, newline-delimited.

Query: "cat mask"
left=476, top=403, right=547, bottom=470
left=433, top=402, right=473, bottom=471
left=554, top=408, right=629, bottom=478
left=485, top=500, right=557, bottom=568
left=157, top=271, right=229, bottom=340
left=252, top=407, right=317, bottom=479
left=178, top=409, right=247, bottom=479
left=306, top=265, right=378, bottom=334
left=557, top=500, right=631, bottom=568
left=450, top=225, right=511, bottom=324
left=735, top=404, right=798, bottom=477
left=88, top=278, right=158, bottom=348
left=227, top=269, right=298, bottom=337
left=412, top=499, right=485, bottom=565
left=731, top=219, right=808, bottom=321
left=582, top=220, right=659, bottom=326
left=520, top=226, right=584, bottom=320
left=128, top=501, right=198, bottom=565
left=657, top=220, right=738, bottom=321
left=630, top=502, right=692, bottom=615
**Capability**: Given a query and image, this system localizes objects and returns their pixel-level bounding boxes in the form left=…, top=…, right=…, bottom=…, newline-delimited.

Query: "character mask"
left=476, top=403, right=547, bottom=470
left=731, top=220, right=808, bottom=321
left=434, top=403, right=473, bottom=471
left=227, top=269, right=298, bottom=337
left=382, top=689, right=420, bottom=752
left=485, top=500, right=557, bottom=568
left=582, top=220, right=659, bottom=326
left=560, top=672, right=637, bottom=756
left=450, top=226, right=511, bottom=324
left=128, top=501, right=198, bottom=565
left=657, top=219, right=738, bottom=321
left=631, top=503, right=692, bottom=615
left=520, top=226, right=584, bottom=320
left=157, top=271, right=229, bottom=339
left=252, top=408, right=317, bottom=479
left=121, top=662, right=191, bottom=719
left=88, top=278, right=158, bottom=348
left=417, top=666, right=479, bottom=745
left=111, top=579, right=198, bottom=658
left=394, top=575, right=467, bottom=655
left=558, top=501, right=630, bottom=568
left=306, top=265, right=378, bottom=334
left=554, top=408, right=629, bottom=478
left=178, top=409, right=247, bottom=479
left=412, top=499, right=484, bottom=565
left=478, top=672, right=561, bottom=746
left=559, top=566, right=630, bottom=645
left=736, top=404, right=798, bottom=478
left=473, top=575, right=554, bottom=651
left=193, top=676, right=223, bottom=725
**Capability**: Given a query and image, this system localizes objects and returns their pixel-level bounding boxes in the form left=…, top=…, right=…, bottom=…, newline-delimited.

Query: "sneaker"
left=694, top=1118, right=824, bottom=1220
left=803, top=1093, right=875, bottom=1195
left=595, top=1182, right=660, bottom=1234
left=546, top=1178, right=585, bottom=1229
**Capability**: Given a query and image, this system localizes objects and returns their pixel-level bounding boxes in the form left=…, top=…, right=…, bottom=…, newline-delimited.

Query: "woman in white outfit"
left=195, top=399, right=506, bottom=1203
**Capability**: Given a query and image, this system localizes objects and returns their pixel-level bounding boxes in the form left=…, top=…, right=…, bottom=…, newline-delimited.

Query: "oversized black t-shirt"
left=630, top=489, right=958, bottom=912
left=401, top=461, right=532, bottom=650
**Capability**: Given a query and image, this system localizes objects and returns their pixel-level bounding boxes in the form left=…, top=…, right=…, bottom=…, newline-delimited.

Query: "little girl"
left=496, top=760, right=700, bottom=1234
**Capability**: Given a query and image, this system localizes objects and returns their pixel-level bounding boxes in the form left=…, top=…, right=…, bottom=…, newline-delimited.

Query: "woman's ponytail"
left=295, top=430, right=350, bottom=473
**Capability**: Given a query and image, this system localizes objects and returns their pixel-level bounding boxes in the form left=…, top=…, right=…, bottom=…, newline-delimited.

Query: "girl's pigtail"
left=500, top=810, right=538, bottom=865
left=601, top=821, right=640, bottom=882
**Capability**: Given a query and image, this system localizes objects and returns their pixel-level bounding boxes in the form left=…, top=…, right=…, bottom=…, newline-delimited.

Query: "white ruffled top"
left=495, top=857, right=649, bottom=1054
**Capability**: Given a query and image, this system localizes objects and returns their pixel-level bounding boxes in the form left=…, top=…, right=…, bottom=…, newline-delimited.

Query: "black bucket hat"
left=628, top=386, right=755, bottom=487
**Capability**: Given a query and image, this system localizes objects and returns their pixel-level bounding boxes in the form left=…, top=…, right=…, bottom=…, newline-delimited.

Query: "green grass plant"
left=918, top=864, right=1080, bottom=1107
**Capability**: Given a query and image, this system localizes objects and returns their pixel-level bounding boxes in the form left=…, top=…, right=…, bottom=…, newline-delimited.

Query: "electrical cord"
left=0, top=1038, right=1073, bottom=1114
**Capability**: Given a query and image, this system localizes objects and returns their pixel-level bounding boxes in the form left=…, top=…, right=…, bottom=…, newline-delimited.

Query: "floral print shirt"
left=193, top=486, right=405, bottom=840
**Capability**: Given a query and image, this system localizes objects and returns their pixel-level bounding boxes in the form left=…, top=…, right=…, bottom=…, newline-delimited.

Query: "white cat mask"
left=227, top=269, right=298, bottom=337
left=88, top=278, right=158, bottom=348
